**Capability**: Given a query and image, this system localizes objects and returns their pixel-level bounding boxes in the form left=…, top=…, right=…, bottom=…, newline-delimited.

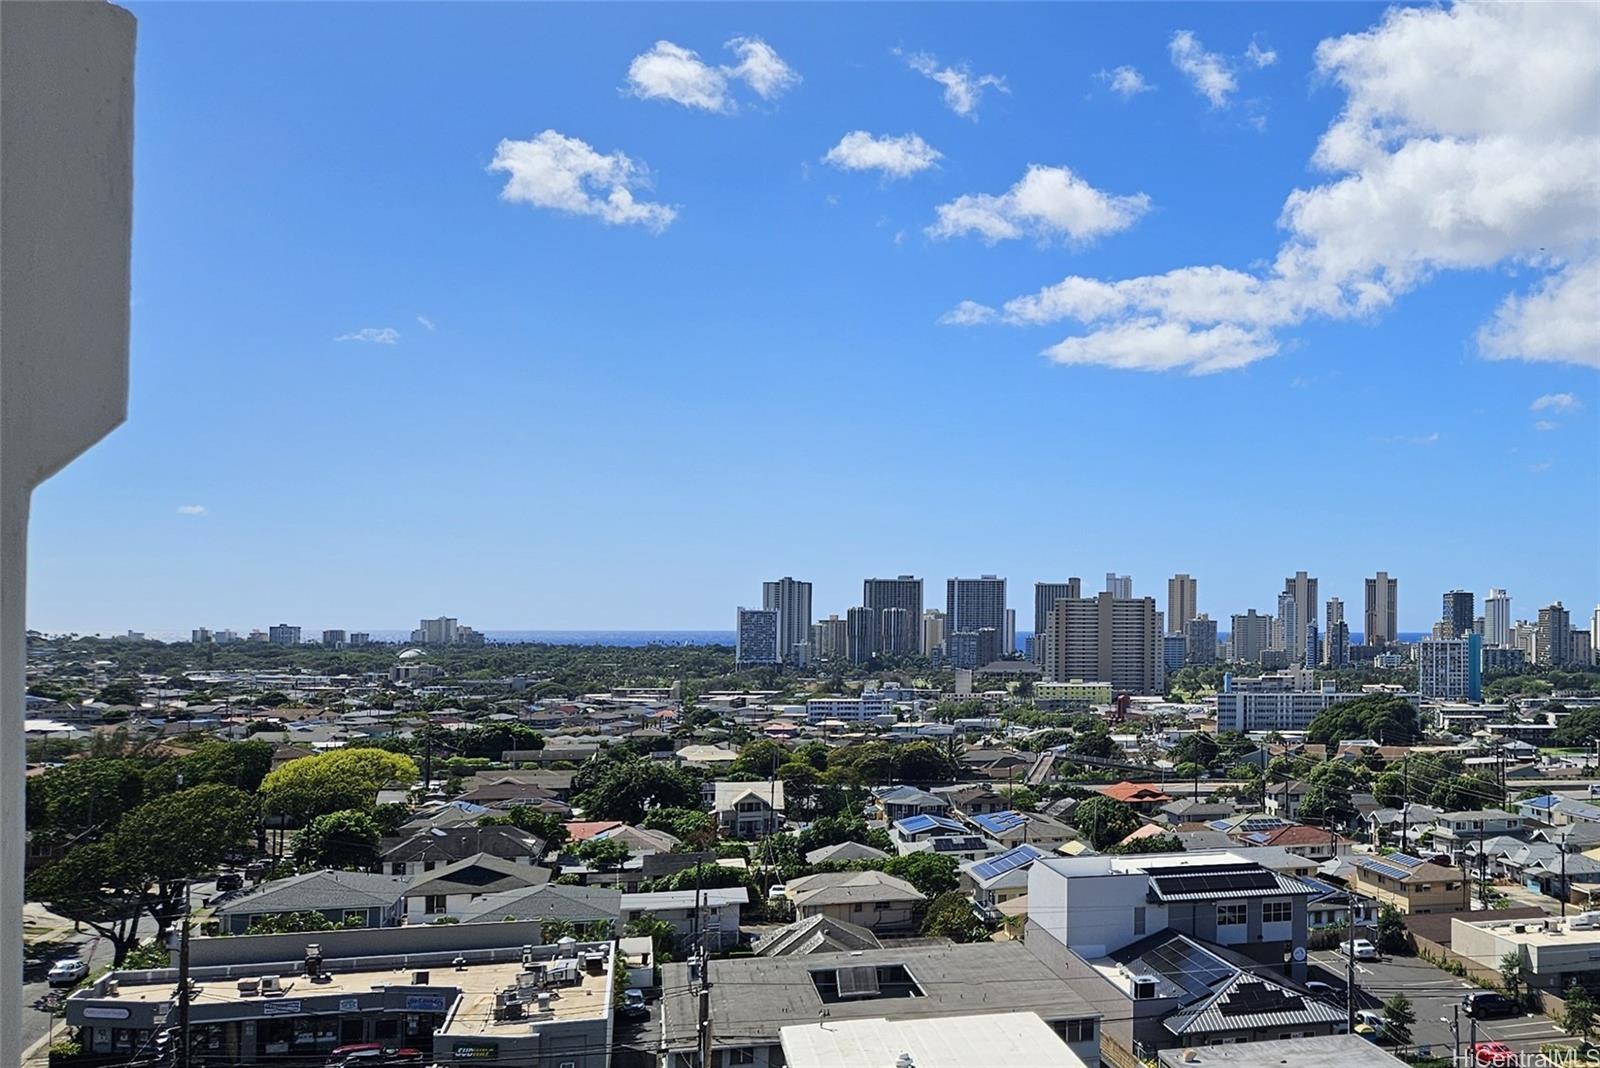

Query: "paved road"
left=21, top=878, right=221, bottom=1061
left=1308, top=949, right=1572, bottom=1058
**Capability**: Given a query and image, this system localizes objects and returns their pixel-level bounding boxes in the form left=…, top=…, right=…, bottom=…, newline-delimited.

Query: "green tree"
left=1069, top=728, right=1117, bottom=760
left=796, top=815, right=893, bottom=856
left=574, top=760, right=701, bottom=824
left=920, top=892, right=990, bottom=942
left=1376, top=903, right=1409, bottom=955
left=1071, top=796, right=1141, bottom=850
left=1499, top=951, right=1526, bottom=1004
left=624, top=913, right=680, bottom=963
left=96, top=680, right=143, bottom=706
left=731, top=740, right=789, bottom=778
left=1554, top=708, right=1600, bottom=747
left=643, top=807, right=714, bottom=847
left=1306, top=694, right=1420, bottom=747
left=26, top=758, right=148, bottom=838
left=244, top=910, right=344, bottom=935
left=1105, top=834, right=1184, bottom=855
left=1564, top=982, right=1596, bottom=1040
left=574, top=837, right=632, bottom=870
left=1382, top=993, right=1415, bottom=1045
left=479, top=805, right=569, bottom=850
left=1171, top=733, right=1220, bottom=769
left=256, top=690, right=291, bottom=707
left=881, top=853, right=959, bottom=897
left=259, top=748, right=419, bottom=825
left=25, top=842, right=147, bottom=965
left=295, top=809, right=381, bottom=869
left=111, top=784, right=258, bottom=936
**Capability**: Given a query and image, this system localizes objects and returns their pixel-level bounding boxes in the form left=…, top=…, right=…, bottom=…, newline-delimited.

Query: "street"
left=1307, top=949, right=1573, bottom=1059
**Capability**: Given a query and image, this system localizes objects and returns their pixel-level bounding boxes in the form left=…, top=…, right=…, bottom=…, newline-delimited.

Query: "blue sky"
left=29, top=3, right=1599, bottom=635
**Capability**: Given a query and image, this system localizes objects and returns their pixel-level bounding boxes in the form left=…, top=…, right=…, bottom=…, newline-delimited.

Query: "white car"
left=46, top=959, right=88, bottom=987
left=1341, top=938, right=1379, bottom=961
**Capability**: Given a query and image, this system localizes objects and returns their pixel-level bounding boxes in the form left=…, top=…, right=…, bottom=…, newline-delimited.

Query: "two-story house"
left=784, top=871, right=926, bottom=933
left=875, top=785, right=952, bottom=823
left=1348, top=852, right=1469, bottom=914
left=704, top=781, right=786, bottom=839
left=401, top=852, right=550, bottom=923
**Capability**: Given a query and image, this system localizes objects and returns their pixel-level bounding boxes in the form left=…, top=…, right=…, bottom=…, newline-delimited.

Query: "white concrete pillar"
left=1, top=3, right=135, bottom=1062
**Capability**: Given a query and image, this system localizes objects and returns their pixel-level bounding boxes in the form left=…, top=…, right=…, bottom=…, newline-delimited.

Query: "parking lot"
left=1307, top=949, right=1574, bottom=1058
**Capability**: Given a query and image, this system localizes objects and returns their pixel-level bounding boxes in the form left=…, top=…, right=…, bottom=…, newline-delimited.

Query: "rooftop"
left=1157, top=1034, right=1408, bottom=1068
left=780, top=1011, right=1088, bottom=1068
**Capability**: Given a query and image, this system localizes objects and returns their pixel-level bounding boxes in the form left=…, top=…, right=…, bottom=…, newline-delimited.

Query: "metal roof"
left=894, top=813, right=965, bottom=836
left=1165, top=973, right=1348, bottom=1036
left=968, top=844, right=1047, bottom=883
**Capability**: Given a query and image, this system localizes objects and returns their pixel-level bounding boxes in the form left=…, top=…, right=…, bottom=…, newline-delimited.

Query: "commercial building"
left=348, top=632, right=371, bottom=647
left=806, top=692, right=894, bottom=724
left=1485, top=588, right=1512, bottom=647
left=1213, top=675, right=1363, bottom=733
left=1185, top=615, right=1218, bottom=665
left=1538, top=602, right=1574, bottom=665
left=1105, top=573, right=1133, bottom=598
left=63, top=925, right=616, bottom=1066
left=921, top=608, right=946, bottom=659
left=659, top=940, right=1103, bottom=1068
left=1453, top=914, right=1600, bottom=992
left=418, top=616, right=459, bottom=646
left=762, top=576, right=812, bottom=665
left=947, top=575, right=1007, bottom=640
left=267, top=624, right=301, bottom=646
left=1323, top=598, right=1349, bottom=667
left=1442, top=589, right=1475, bottom=639
left=847, top=606, right=875, bottom=664
left=864, top=575, right=924, bottom=654
left=1228, top=610, right=1273, bottom=664
left=1035, top=679, right=1113, bottom=710
left=1036, top=581, right=1082, bottom=662
left=1167, top=574, right=1197, bottom=635
left=735, top=607, right=780, bottom=667
left=1282, top=571, right=1317, bottom=657
left=781, top=1012, right=1091, bottom=1068
left=1418, top=633, right=1483, bottom=701
left=321, top=629, right=346, bottom=648
left=879, top=606, right=913, bottom=657
left=1365, top=572, right=1398, bottom=648
left=1273, top=591, right=1298, bottom=658
left=1162, top=634, right=1188, bottom=674
left=1303, top=621, right=1319, bottom=669
left=947, top=627, right=1001, bottom=670
left=191, top=627, right=212, bottom=644
left=1005, top=607, right=1017, bottom=656
left=1043, top=592, right=1163, bottom=695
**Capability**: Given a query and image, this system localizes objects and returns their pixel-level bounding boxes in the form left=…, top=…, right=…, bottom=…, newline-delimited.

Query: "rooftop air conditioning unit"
left=236, top=977, right=260, bottom=996
left=412, top=970, right=429, bottom=985
left=1132, top=975, right=1160, bottom=1000
left=106, top=979, right=120, bottom=996
left=1181, top=1050, right=1202, bottom=1064
left=260, top=975, right=282, bottom=995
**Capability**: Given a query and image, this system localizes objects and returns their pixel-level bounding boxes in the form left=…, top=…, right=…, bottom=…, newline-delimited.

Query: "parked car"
left=1463, top=991, right=1521, bottom=1018
left=215, top=872, right=243, bottom=893
left=46, top=959, right=88, bottom=987
left=1341, top=938, right=1379, bottom=960
left=1355, top=1009, right=1387, bottom=1036
left=621, top=988, right=648, bottom=1020
left=1305, top=980, right=1344, bottom=1004
left=1473, top=1041, right=1516, bottom=1066
left=326, top=1046, right=423, bottom=1067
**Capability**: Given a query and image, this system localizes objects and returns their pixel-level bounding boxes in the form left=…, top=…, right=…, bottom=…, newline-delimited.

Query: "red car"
left=1473, top=1041, right=1516, bottom=1066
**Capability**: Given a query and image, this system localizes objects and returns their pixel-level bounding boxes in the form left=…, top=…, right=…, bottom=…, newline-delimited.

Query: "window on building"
left=1052, top=1018, right=1097, bottom=1044
left=1133, top=906, right=1146, bottom=935
left=1262, top=901, right=1292, bottom=924
left=425, top=894, right=447, bottom=914
left=727, top=1050, right=758, bottom=1066
left=1217, top=903, right=1247, bottom=926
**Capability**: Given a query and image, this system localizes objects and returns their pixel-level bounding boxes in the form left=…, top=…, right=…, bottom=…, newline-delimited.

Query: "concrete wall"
left=186, top=918, right=550, bottom=967
left=2, top=5, right=136, bottom=1063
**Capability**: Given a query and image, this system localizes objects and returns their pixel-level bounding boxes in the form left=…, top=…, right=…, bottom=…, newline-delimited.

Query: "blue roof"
left=894, top=814, right=964, bottom=836
left=1524, top=794, right=1561, bottom=810
left=971, top=810, right=1028, bottom=835
left=969, top=844, right=1047, bottom=882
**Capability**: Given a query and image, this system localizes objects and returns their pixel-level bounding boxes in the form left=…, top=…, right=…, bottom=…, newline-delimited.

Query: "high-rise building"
left=879, top=607, right=912, bottom=657
left=1281, top=572, right=1317, bottom=656
left=1105, top=573, right=1133, bottom=599
left=1034, top=581, right=1081, bottom=663
left=846, top=607, right=876, bottom=666
left=1167, top=574, right=1197, bottom=635
left=190, top=627, right=212, bottom=644
left=1043, top=592, right=1163, bottom=695
left=1323, top=598, right=1350, bottom=668
left=420, top=616, right=459, bottom=646
left=735, top=607, right=779, bottom=667
left=1229, top=610, right=1273, bottom=664
left=321, top=629, right=346, bottom=648
left=811, top=615, right=849, bottom=661
left=1304, top=620, right=1319, bottom=669
left=267, top=624, right=301, bottom=646
left=214, top=629, right=239, bottom=645
left=921, top=609, right=946, bottom=659
left=947, top=576, right=1006, bottom=639
left=1184, top=615, right=1218, bottom=665
left=1514, top=620, right=1539, bottom=660
left=1442, top=590, right=1474, bottom=640
left=1484, top=589, right=1512, bottom=647
left=1163, top=633, right=1188, bottom=674
left=1571, top=629, right=1592, bottom=668
left=1364, top=572, right=1398, bottom=648
left=762, top=576, right=813, bottom=665
left=348, top=632, right=371, bottom=648
left=1418, top=633, right=1483, bottom=701
left=1537, top=602, right=1573, bottom=666
left=1274, top=591, right=1299, bottom=656
left=1004, top=608, right=1016, bottom=656
left=1594, top=607, right=1600, bottom=666
left=864, top=576, right=924, bottom=655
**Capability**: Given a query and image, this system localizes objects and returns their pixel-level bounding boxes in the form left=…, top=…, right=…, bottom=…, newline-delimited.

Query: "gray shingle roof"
left=402, top=852, right=549, bottom=897
left=458, top=883, right=621, bottom=924
left=753, top=914, right=882, bottom=957
left=215, top=870, right=407, bottom=917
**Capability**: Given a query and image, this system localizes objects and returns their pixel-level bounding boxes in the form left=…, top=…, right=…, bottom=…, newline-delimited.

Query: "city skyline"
left=24, top=1, right=1599, bottom=635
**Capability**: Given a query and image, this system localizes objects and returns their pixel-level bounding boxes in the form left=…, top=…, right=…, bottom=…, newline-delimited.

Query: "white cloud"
left=727, top=37, right=800, bottom=99
left=939, top=300, right=996, bottom=326
left=901, top=50, right=1007, bottom=118
left=416, top=315, right=435, bottom=331
left=1169, top=30, right=1237, bottom=108
left=927, top=164, right=1151, bottom=245
left=176, top=505, right=207, bottom=516
left=1098, top=66, right=1154, bottom=98
left=823, top=131, right=941, bottom=180
left=1534, top=419, right=1560, bottom=431
left=489, top=131, right=677, bottom=232
left=1246, top=39, right=1278, bottom=68
left=1045, top=320, right=1276, bottom=375
left=1530, top=460, right=1554, bottom=473
left=625, top=37, right=797, bottom=113
left=336, top=327, right=399, bottom=344
left=945, top=4, right=1600, bottom=374
left=1477, top=258, right=1600, bottom=368
left=1530, top=392, right=1580, bottom=412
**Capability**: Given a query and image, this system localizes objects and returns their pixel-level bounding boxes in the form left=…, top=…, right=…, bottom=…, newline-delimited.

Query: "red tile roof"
left=564, top=820, right=624, bottom=841
left=1101, top=781, right=1173, bottom=803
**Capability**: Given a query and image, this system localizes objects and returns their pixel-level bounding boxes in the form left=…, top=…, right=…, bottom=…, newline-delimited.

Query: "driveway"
left=1308, top=949, right=1573, bottom=1057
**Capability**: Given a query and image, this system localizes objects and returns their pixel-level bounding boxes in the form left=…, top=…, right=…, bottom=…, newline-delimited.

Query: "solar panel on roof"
left=1218, top=983, right=1305, bottom=1017
left=1139, top=939, right=1232, bottom=999
left=1389, top=852, right=1426, bottom=868
left=1361, top=858, right=1415, bottom=881
left=970, top=844, right=1045, bottom=881
left=835, top=965, right=880, bottom=999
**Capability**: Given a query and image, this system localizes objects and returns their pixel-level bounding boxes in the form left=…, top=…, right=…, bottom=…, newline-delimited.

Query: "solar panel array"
left=1388, top=852, right=1426, bottom=868
left=1217, top=981, right=1306, bottom=1017
left=895, top=814, right=963, bottom=835
left=969, top=844, right=1046, bottom=882
left=974, top=810, right=1028, bottom=835
left=1359, top=857, right=1420, bottom=881
left=1151, top=867, right=1277, bottom=897
left=1138, top=938, right=1233, bottom=1000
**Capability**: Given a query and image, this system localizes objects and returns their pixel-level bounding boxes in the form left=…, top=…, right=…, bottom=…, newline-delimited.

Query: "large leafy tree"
left=259, top=748, right=419, bottom=824
left=881, top=853, right=958, bottom=897
left=920, top=892, right=990, bottom=942
left=113, top=784, right=257, bottom=936
left=295, top=809, right=382, bottom=869
left=25, top=842, right=148, bottom=965
left=1306, top=694, right=1420, bottom=747
left=1071, top=796, right=1141, bottom=850
left=144, top=739, right=275, bottom=795
left=478, top=804, right=568, bottom=850
left=574, top=759, right=700, bottom=824
left=26, top=758, right=149, bottom=840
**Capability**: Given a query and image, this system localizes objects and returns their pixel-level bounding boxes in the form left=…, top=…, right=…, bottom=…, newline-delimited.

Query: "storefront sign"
left=261, top=999, right=302, bottom=1016
left=405, top=995, right=446, bottom=1012
left=452, top=1044, right=499, bottom=1061
left=338, top=998, right=359, bottom=1012
left=82, top=1007, right=130, bottom=1020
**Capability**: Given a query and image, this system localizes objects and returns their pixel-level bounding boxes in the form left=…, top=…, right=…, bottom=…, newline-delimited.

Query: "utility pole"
left=177, top=878, right=192, bottom=1068
left=1560, top=828, right=1569, bottom=918
left=1451, top=1004, right=1462, bottom=1065
left=1479, top=821, right=1489, bottom=907
left=696, top=852, right=713, bottom=1068
left=1346, top=885, right=1358, bottom=1035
